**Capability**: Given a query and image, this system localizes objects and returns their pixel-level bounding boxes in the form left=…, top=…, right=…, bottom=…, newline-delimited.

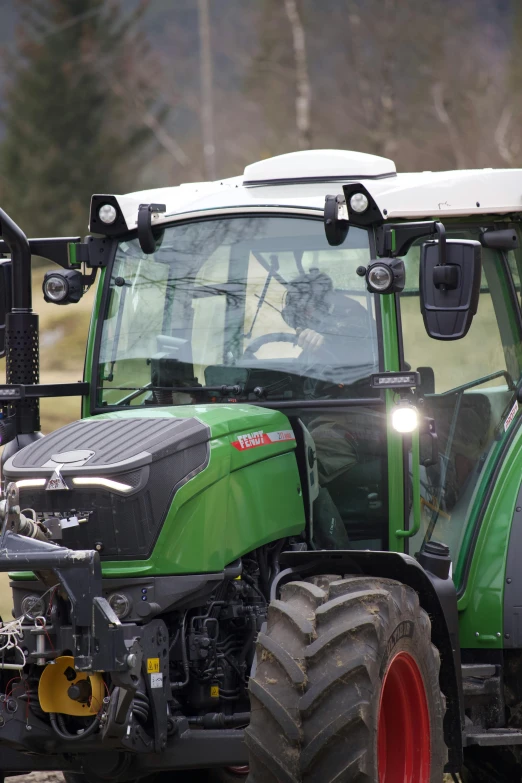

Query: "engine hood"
left=3, top=415, right=210, bottom=479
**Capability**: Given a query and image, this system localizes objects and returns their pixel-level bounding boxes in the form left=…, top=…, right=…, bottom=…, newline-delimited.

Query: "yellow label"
left=147, top=658, right=160, bottom=673
left=210, top=685, right=219, bottom=698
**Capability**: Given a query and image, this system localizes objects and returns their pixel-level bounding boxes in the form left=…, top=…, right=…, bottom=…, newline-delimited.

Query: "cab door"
left=398, top=227, right=522, bottom=590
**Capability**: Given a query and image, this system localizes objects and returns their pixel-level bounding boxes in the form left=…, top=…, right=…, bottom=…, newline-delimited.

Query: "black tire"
left=245, top=575, right=447, bottom=782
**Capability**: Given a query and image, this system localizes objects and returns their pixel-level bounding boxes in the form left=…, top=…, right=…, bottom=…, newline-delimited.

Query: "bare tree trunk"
left=198, top=0, right=216, bottom=179
left=431, top=82, right=467, bottom=169
left=284, top=0, right=311, bottom=150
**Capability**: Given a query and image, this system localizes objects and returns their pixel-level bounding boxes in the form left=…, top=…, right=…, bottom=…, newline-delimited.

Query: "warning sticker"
left=147, top=658, right=160, bottom=673
left=210, top=685, right=219, bottom=698
left=504, top=400, right=519, bottom=432
left=150, top=673, right=163, bottom=689
left=231, top=429, right=295, bottom=451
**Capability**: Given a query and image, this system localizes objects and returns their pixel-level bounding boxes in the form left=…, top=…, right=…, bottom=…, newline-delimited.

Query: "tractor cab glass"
left=97, top=216, right=379, bottom=406
left=97, top=215, right=390, bottom=550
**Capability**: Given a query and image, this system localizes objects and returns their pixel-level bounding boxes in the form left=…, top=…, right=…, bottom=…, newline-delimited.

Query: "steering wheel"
left=243, top=332, right=297, bottom=360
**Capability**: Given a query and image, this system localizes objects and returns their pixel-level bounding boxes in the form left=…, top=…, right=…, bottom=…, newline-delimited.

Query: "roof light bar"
left=72, top=477, right=133, bottom=493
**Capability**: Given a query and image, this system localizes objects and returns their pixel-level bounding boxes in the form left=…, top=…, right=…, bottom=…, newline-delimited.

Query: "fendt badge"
left=46, top=465, right=69, bottom=491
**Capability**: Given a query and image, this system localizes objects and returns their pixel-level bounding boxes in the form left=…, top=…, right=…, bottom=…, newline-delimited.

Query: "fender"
left=276, top=549, right=463, bottom=772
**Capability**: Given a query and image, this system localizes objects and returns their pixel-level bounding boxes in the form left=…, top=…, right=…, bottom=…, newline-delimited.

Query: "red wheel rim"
left=226, top=766, right=250, bottom=776
left=377, top=652, right=431, bottom=783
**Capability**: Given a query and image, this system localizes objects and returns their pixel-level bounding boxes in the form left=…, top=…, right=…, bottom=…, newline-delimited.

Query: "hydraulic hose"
left=170, top=613, right=190, bottom=691
left=49, top=712, right=101, bottom=741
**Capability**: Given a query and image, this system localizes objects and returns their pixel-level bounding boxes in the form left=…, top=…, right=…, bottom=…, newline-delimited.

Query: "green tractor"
left=0, top=148, right=522, bottom=782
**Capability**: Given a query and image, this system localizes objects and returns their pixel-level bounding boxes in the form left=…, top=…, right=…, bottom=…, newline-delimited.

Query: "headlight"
left=21, top=594, right=45, bottom=619
left=366, top=257, right=406, bottom=295
left=42, top=269, right=83, bottom=305
left=98, top=204, right=118, bottom=225
left=108, top=593, right=131, bottom=619
left=350, top=192, right=369, bottom=213
left=367, top=264, right=394, bottom=292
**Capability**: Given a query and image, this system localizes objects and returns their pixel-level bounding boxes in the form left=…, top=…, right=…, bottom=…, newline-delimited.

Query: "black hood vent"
left=3, top=416, right=210, bottom=560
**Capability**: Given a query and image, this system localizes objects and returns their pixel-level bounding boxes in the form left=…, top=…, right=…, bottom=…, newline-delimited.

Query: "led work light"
left=391, top=400, right=419, bottom=433
left=42, top=269, right=84, bottom=305
left=365, top=257, right=405, bottom=295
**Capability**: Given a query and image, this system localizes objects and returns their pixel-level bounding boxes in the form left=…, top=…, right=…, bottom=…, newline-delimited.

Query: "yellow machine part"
left=38, top=656, right=104, bottom=716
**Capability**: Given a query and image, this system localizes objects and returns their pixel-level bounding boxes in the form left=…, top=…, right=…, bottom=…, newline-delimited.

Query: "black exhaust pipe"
left=0, top=208, right=40, bottom=434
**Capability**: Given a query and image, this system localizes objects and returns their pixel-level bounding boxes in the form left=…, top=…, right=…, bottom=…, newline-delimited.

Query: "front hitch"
left=0, top=487, right=129, bottom=673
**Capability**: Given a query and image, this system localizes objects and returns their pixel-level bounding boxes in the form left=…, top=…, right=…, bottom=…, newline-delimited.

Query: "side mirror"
left=0, top=260, right=12, bottom=358
left=420, top=239, right=481, bottom=340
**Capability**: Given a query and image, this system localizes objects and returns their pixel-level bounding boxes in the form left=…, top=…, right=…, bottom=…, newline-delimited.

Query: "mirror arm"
left=435, top=222, right=446, bottom=265
left=376, top=220, right=447, bottom=258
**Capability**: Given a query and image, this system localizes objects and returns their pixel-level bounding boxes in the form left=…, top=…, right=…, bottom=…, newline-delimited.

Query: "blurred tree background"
left=0, top=0, right=518, bottom=239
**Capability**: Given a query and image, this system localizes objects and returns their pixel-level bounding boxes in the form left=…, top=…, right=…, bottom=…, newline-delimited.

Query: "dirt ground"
left=8, top=775, right=63, bottom=783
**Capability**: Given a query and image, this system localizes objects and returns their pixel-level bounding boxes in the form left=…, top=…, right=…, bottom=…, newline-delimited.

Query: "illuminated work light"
left=391, top=401, right=419, bottom=433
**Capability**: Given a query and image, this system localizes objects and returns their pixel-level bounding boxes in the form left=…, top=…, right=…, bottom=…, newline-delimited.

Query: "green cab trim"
left=380, top=294, right=405, bottom=553
left=457, top=419, right=522, bottom=648
left=82, top=267, right=105, bottom=418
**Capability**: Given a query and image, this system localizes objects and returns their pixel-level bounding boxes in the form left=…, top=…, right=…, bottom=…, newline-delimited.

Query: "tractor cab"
left=86, top=149, right=522, bottom=585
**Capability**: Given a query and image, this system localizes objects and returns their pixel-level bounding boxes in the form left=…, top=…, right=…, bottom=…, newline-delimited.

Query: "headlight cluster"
left=108, top=593, right=132, bottom=619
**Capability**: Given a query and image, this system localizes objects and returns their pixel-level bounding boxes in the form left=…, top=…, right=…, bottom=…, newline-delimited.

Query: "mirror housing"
left=420, top=239, right=481, bottom=340
left=0, top=260, right=12, bottom=358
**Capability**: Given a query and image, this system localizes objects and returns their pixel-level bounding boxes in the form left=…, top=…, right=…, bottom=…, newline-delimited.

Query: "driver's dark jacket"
left=304, top=293, right=375, bottom=484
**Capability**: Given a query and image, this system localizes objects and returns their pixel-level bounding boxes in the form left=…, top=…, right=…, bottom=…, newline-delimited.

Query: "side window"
left=401, top=246, right=510, bottom=392
left=400, top=237, right=522, bottom=577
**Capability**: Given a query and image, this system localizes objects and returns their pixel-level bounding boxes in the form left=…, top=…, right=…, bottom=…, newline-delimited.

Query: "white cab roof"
left=101, top=149, right=522, bottom=232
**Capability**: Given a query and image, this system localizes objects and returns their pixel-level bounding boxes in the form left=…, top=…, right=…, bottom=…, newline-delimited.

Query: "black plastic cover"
left=420, top=239, right=481, bottom=341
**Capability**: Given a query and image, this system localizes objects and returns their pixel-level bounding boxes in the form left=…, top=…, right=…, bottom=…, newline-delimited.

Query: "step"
left=465, top=728, right=522, bottom=747
left=461, top=663, right=497, bottom=679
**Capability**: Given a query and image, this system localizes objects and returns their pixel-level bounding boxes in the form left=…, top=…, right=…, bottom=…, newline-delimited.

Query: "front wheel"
left=246, top=575, right=447, bottom=782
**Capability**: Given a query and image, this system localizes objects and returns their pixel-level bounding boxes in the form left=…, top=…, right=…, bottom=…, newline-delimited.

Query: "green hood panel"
left=95, top=404, right=304, bottom=575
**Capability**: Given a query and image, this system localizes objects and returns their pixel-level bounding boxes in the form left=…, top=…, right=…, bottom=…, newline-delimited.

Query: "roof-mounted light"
left=98, top=204, right=117, bottom=225
left=350, top=192, right=369, bottom=213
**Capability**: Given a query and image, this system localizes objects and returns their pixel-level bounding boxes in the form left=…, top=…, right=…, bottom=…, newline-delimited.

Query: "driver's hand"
left=297, top=328, right=325, bottom=351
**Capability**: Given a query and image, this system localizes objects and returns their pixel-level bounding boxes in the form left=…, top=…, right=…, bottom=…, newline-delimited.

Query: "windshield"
left=96, top=215, right=379, bottom=408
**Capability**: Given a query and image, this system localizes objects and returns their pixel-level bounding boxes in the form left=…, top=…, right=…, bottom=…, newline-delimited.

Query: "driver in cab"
left=281, top=268, right=370, bottom=364
left=282, top=269, right=380, bottom=550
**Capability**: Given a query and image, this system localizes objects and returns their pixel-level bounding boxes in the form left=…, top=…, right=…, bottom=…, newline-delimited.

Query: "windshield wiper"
left=99, top=383, right=244, bottom=396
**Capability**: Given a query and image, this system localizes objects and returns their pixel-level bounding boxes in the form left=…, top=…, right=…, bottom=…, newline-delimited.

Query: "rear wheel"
left=246, top=575, right=447, bottom=782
